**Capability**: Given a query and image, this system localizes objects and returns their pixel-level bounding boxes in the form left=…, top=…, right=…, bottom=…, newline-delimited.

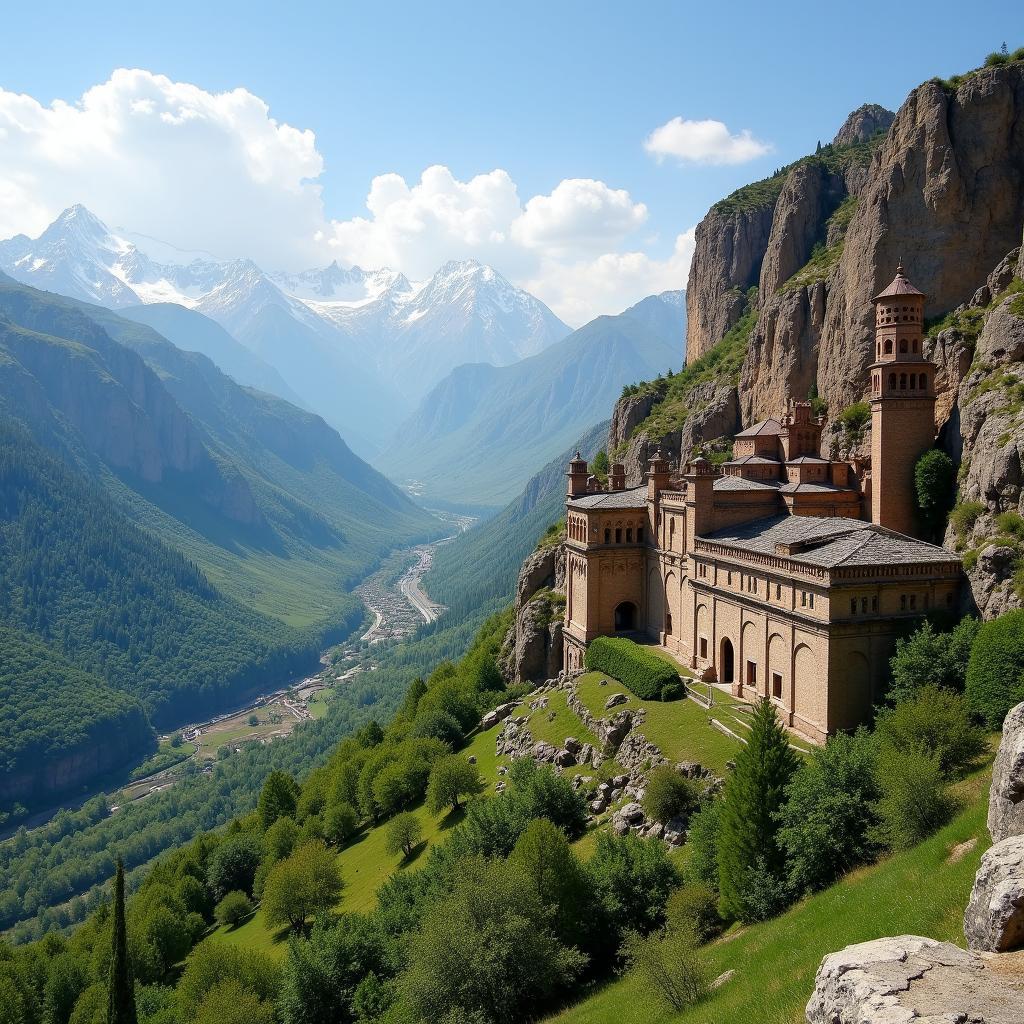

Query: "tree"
left=641, top=766, right=700, bottom=825
left=107, top=858, right=137, bottom=1024
left=262, top=842, right=343, bottom=932
left=590, top=450, right=610, bottom=482
left=214, top=891, right=253, bottom=929
left=397, top=857, right=586, bottom=1024
left=914, top=449, right=955, bottom=541
left=510, top=818, right=593, bottom=948
left=323, top=802, right=359, bottom=847
left=264, top=816, right=300, bottom=864
left=966, top=609, right=1024, bottom=727
left=193, top=979, right=275, bottom=1024
left=258, top=771, right=300, bottom=828
left=681, top=800, right=722, bottom=892
left=889, top=618, right=979, bottom=703
left=776, top=731, right=881, bottom=895
left=426, top=755, right=484, bottom=815
left=622, top=924, right=709, bottom=1012
left=386, top=812, right=423, bottom=860
left=872, top=743, right=954, bottom=850
left=875, top=686, right=986, bottom=777
left=410, top=709, right=463, bottom=747
left=716, top=699, right=799, bottom=922
left=206, top=832, right=263, bottom=899
left=177, top=942, right=281, bottom=1020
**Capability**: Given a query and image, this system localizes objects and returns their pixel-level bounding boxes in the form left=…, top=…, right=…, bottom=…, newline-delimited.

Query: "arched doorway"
left=614, top=601, right=637, bottom=632
left=720, top=637, right=735, bottom=686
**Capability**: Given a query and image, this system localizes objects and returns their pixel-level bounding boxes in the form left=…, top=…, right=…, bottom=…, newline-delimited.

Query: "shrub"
left=207, top=832, right=263, bottom=899
left=875, top=686, right=986, bottom=777
left=409, top=709, right=464, bottom=748
left=661, top=682, right=684, bottom=702
left=776, top=731, right=880, bottom=895
left=507, top=758, right=588, bottom=838
left=872, top=743, right=955, bottom=850
left=717, top=699, right=799, bottom=922
left=950, top=500, right=985, bottom=541
left=965, top=609, right=1024, bottom=727
left=584, top=637, right=680, bottom=700
left=622, top=924, right=709, bottom=1011
left=681, top=801, right=722, bottom=892
left=837, top=400, right=871, bottom=437
left=193, top=979, right=276, bottom=1024
left=737, top=855, right=792, bottom=923
left=664, top=883, right=721, bottom=944
left=888, top=618, right=978, bottom=702
left=386, top=812, right=423, bottom=860
left=214, top=890, right=253, bottom=929
left=642, top=766, right=701, bottom=825
left=177, top=941, right=281, bottom=1019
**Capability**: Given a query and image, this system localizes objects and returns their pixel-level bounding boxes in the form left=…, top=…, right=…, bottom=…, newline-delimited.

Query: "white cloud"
left=0, top=70, right=694, bottom=324
left=0, top=69, right=326, bottom=268
left=522, top=229, right=696, bottom=327
left=644, top=116, right=772, bottom=166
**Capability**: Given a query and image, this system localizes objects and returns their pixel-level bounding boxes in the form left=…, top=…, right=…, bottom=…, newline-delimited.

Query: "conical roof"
left=873, top=263, right=925, bottom=301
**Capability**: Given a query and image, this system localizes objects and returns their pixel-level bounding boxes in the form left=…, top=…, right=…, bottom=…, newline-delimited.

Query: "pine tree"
left=716, top=699, right=799, bottom=921
left=107, top=858, right=137, bottom=1024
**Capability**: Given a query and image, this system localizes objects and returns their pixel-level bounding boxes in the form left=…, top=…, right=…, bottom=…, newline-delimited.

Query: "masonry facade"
left=563, top=266, right=962, bottom=743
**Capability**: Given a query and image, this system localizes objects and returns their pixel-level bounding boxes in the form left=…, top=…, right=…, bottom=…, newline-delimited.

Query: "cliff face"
left=500, top=541, right=567, bottom=685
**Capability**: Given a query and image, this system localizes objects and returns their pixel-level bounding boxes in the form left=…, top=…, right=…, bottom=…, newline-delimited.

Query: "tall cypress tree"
left=716, top=698, right=799, bottom=921
left=107, top=858, right=137, bottom=1024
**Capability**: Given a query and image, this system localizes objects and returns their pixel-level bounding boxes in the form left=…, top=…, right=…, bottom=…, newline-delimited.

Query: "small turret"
left=609, top=462, right=626, bottom=491
left=647, top=450, right=671, bottom=500
left=567, top=451, right=589, bottom=497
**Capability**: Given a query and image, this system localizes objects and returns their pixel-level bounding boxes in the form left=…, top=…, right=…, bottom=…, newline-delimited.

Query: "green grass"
left=547, top=772, right=992, bottom=1024
left=525, top=689, right=601, bottom=750
left=574, top=673, right=743, bottom=776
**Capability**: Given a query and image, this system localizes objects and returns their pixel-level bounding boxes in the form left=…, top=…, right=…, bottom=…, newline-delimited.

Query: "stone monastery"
left=563, top=266, right=963, bottom=743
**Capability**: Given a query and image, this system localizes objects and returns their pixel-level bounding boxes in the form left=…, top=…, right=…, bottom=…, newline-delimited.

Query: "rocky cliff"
left=609, top=60, right=1024, bottom=616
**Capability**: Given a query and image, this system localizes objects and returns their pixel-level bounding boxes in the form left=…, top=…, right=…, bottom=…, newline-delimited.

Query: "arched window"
left=884, top=339, right=893, bottom=355
left=615, top=528, right=622, bottom=544
left=899, top=374, right=907, bottom=390
left=899, top=339, right=908, bottom=353
left=626, top=528, right=633, bottom=543
left=604, top=528, right=610, bottom=544
left=919, top=373, right=927, bottom=390
left=888, top=373, right=897, bottom=391
left=909, top=375, right=916, bottom=390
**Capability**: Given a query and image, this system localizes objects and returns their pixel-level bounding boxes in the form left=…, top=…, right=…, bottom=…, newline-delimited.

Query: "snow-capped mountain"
left=0, top=207, right=571, bottom=453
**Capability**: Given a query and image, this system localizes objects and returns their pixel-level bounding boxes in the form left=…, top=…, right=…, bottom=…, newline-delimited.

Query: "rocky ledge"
left=805, top=936, right=1024, bottom=1024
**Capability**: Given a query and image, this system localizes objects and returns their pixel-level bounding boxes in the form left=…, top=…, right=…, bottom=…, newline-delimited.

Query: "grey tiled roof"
left=786, top=455, right=829, bottom=464
left=778, top=482, right=850, bottom=494
left=714, top=476, right=781, bottom=492
left=726, top=455, right=780, bottom=466
left=568, top=485, right=647, bottom=509
left=701, top=515, right=960, bottom=569
left=735, top=418, right=783, bottom=438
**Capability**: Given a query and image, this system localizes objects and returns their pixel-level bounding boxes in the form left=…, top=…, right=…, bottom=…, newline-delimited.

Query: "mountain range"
left=383, top=291, right=685, bottom=506
left=0, top=207, right=570, bottom=455
left=0, top=270, right=440, bottom=808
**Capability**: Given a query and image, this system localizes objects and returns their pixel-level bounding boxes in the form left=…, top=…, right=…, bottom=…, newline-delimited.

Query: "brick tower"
left=868, top=264, right=936, bottom=536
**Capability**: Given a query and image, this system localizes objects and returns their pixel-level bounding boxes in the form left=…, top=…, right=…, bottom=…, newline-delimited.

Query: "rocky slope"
left=607, top=60, right=1024, bottom=615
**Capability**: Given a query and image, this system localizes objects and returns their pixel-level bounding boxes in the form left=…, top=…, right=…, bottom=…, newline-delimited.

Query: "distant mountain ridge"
left=382, top=291, right=685, bottom=506
left=0, top=207, right=571, bottom=452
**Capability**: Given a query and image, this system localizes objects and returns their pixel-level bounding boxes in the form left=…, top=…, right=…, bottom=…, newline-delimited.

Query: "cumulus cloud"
left=644, top=116, right=772, bottom=165
left=0, top=70, right=695, bottom=323
left=0, top=69, right=326, bottom=268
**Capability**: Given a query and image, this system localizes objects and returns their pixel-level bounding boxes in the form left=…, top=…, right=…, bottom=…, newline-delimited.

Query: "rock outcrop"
left=805, top=935, right=1024, bottom=1024
left=964, top=836, right=1024, bottom=953
left=832, top=103, right=896, bottom=148
left=990, top=702, right=1024, bottom=844
left=500, top=542, right=566, bottom=684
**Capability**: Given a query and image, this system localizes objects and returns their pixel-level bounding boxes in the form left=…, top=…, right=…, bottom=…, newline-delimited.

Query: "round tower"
left=567, top=451, right=590, bottom=497
left=868, top=264, right=936, bottom=536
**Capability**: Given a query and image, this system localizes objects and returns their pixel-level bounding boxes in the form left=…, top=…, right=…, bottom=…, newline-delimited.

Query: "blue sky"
left=0, top=0, right=1013, bottom=322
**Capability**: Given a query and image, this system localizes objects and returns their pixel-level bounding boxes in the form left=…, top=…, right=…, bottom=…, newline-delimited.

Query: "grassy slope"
left=548, top=770, right=991, bottom=1024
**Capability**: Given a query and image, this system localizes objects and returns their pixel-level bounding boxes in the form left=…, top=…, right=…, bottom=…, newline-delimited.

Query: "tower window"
left=899, top=374, right=907, bottom=391
left=900, top=339, right=908, bottom=353
left=884, top=339, right=893, bottom=354
left=615, top=528, right=622, bottom=544
left=909, top=375, right=916, bottom=390
left=889, top=373, right=897, bottom=391
left=604, top=528, right=610, bottom=544
left=919, top=373, right=927, bottom=390
left=626, top=528, right=633, bottom=542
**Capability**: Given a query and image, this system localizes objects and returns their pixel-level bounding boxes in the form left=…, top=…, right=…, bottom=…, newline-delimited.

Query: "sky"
left=0, top=0, right=1014, bottom=324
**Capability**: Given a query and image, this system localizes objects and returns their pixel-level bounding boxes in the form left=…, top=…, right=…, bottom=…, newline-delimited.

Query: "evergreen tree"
left=107, top=858, right=137, bottom=1024
left=716, top=699, right=799, bottom=921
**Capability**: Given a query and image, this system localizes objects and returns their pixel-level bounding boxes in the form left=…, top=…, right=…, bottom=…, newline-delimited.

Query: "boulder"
left=964, top=835, right=1024, bottom=953
left=619, top=802, right=645, bottom=825
left=990, top=702, right=1024, bottom=844
left=612, top=817, right=630, bottom=837
left=590, top=797, right=607, bottom=814
left=605, top=693, right=628, bottom=710
left=613, top=774, right=631, bottom=788
left=563, top=737, right=582, bottom=754
left=532, top=741, right=557, bottom=764
left=554, top=749, right=576, bottom=768
left=805, top=935, right=1024, bottom=1024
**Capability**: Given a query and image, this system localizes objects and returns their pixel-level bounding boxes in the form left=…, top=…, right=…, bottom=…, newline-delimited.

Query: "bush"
left=776, top=731, right=880, bottom=895
left=875, top=686, right=986, bottom=777
left=950, top=500, right=985, bottom=540
left=409, top=709, right=464, bottom=748
left=584, top=637, right=679, bottom=700
left=207, top=832, right=263, bottom=899
left=737, top=855, right=791, bottom=923
left=642, top=766, right=701, bottom=825
left=665, top=883, right=721, bottom=944
left=681, top=801, right=722, bottom=892
left=873, top=744, right=955, bottom=850
left=507, top=758, right=588, bottom=838
left=661, top=682, right=684, bottom=702
left=386, top=812, right=423, bottom=859
left=622, top=924, right=709, bottom=1011
left=888, top=618, right=978, bottom=703
left=214, top=890, right=253, bottom=928
left=965, top=609, right=1024, bottom=727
